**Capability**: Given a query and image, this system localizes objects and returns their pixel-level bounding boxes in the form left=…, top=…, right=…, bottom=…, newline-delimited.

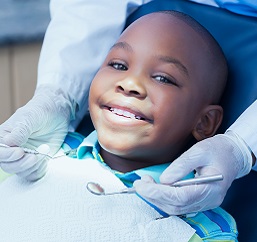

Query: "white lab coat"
left=37, top=0, right=257, bottom=167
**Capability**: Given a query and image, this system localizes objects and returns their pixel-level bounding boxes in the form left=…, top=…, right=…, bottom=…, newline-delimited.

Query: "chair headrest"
left=125, top=0, right=257, bottom=132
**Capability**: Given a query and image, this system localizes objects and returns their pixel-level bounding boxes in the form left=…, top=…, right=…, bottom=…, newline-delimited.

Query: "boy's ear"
left=192, top=105, right=223, bottom=141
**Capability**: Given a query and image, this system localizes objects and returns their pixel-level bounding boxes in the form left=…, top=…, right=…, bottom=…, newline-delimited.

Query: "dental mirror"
left=86, top=174, right=223, bottom=196
left=86, top=182, right=136, bottom=196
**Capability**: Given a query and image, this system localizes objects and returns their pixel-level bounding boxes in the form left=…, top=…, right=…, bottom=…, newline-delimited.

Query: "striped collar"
left=76, top=131, right=194, bottom=187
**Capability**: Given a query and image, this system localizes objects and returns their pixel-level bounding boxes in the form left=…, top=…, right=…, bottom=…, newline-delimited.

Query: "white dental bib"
left=0, top=154, right=195, bottom=242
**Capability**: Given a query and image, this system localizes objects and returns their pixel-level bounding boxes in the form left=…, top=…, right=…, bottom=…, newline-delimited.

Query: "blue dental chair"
left=77, top=1, right=257, bottom=241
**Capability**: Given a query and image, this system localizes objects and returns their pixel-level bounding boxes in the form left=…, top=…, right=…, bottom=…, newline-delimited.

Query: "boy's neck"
left=100, top=148, right=158, bottom=173
left=99, top=136, right=197, bottom=173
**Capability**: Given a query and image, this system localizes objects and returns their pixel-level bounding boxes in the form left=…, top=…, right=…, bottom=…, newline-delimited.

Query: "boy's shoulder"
left=182, top=207, right=238, bottom=241
left=63, top=131, right=86, bottom=150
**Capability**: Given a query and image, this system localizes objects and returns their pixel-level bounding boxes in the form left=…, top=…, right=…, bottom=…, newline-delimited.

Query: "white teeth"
left=109, top=107, right=143, bottom=120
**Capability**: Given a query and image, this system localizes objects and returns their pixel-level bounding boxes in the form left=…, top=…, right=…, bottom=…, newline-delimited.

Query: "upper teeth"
left=109, top=108, right=143, bottom=120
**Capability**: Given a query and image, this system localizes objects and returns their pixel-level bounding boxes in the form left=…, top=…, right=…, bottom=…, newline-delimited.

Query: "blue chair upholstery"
left=77, top=1, right=257, bottom=240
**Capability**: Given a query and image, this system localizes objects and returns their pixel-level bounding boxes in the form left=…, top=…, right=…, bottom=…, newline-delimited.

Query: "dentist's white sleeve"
left=37, top=0, right=151, bottom=129
left=227, top=100, right=257, bottom=170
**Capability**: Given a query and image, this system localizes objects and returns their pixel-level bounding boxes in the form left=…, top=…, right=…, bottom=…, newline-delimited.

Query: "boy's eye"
left=108, top=61, right=128, bottom=71
left=154, top=75, right=178, bottom=86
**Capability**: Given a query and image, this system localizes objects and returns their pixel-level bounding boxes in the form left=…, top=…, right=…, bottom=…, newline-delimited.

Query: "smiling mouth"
left=109, top=107, right=146, bottom=121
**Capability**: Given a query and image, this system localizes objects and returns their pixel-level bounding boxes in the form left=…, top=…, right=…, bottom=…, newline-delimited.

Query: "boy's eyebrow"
left=157, top=55, right=189, bottom=77
left=111, top=42, right=188, bottom=77
left=111, top=41, right=133, bottom=52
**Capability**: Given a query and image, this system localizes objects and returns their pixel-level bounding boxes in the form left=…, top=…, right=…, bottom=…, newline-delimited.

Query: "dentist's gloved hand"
left=133, top=132, right=253, bottom=215
left=0, top=85, right=76, bottom=181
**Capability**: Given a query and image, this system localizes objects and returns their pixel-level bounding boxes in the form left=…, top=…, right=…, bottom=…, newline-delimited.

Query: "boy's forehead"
left=118, top=12, right=203, bottom=58
left=121, top=12, right=192, bottom=38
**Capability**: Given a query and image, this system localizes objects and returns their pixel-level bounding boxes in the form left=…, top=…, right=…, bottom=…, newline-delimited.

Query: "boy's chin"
left=98, top=130, right=141, bottom=149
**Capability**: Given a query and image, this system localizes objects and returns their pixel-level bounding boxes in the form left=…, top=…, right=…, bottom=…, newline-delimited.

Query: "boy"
left=0, top=11, right=237, bottom=241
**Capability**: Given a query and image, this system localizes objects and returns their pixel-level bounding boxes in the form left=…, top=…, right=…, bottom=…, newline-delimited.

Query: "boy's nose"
left=116, top=77, right=147, bottom=98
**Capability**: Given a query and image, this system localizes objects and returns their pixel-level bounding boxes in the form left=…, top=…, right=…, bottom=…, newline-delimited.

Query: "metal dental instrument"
left=86, top=174, right=223, bottom=196
left=0, top=143, right=77, bottom=159
left=169, top=174, right=224, bottom=187
left=0, top=143, right=53, bottom=158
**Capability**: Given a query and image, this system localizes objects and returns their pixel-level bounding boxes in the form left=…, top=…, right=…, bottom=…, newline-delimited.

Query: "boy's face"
left=89, top=13, right=213, bottom=167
